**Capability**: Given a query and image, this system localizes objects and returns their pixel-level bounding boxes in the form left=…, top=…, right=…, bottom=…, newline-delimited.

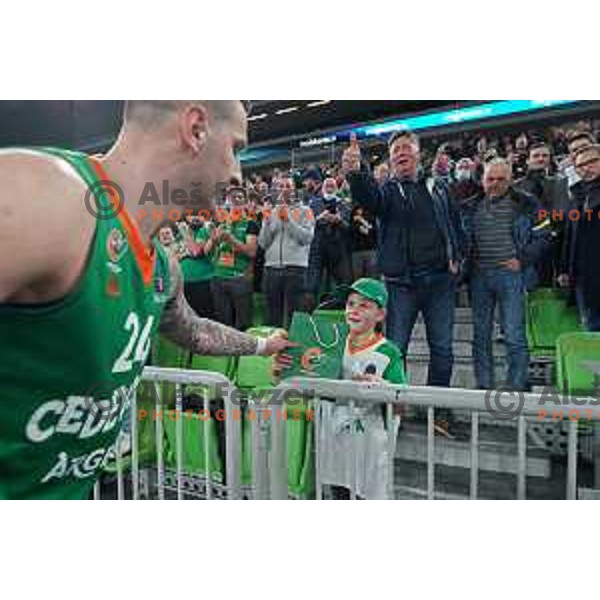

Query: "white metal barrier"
left=94, top=367, right=253, bottom=500
left=266, top=378, right=599, bottom=500
left=93, top=368, right=599, bottom=500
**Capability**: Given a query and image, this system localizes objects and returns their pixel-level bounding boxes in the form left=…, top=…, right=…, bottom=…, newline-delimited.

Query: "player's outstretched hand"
left=260, top=330, right=297, bottom=356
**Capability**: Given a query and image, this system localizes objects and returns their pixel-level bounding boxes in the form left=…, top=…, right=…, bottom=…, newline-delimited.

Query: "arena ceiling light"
left=248, top=112, right=268, bottom=122
left=306, top=100, right=331, bottom=108
left=275, top=106, right=299, bottom=115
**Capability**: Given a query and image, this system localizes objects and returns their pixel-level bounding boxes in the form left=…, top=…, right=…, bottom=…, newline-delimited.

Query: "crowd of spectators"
left=160, top=115, right=600, bottom=432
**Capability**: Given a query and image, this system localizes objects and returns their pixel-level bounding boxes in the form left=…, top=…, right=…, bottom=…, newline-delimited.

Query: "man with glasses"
left=560, top=145, right=600, bottom=331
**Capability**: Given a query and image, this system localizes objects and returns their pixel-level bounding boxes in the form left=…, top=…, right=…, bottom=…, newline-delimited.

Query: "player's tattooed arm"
left=158, top=256, right=260, bottom=355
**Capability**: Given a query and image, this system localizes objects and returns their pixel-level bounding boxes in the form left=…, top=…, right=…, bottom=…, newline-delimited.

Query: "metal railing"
left=94, top=368, right=248, bottom=500
left=94, top=368, right=600, bottom=500
left=264, top=378, right=599, bottom=500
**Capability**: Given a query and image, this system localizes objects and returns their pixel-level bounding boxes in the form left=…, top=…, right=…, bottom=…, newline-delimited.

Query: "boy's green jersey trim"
left=343, top=336, right=407, bottom=384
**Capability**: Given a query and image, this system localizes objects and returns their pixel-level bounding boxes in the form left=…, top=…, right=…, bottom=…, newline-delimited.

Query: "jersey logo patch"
left=107, top=228, right=128, bottom=263
left=106, top=273, right=121, bottom=297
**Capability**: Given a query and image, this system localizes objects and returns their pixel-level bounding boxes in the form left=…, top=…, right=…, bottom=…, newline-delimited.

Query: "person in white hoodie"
left=258, top=176, right=316, bottom=327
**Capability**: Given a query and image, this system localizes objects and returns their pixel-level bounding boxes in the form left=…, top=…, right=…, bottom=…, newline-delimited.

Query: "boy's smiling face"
left=345, top=292, right=386, bottom=335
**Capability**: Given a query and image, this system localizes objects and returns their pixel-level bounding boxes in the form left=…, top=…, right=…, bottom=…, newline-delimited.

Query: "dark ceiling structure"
left=0, top=101, right=597, bottom=160
left=0, top=100, right=457, bottom=151
left=0, top=100, right=123, bottom=151
left=246, top=100, right=456, bottom=145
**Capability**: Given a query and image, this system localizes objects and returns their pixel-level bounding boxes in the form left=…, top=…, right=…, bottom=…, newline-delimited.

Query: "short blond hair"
left=483, top=157, right=512, bottom=178
left=573, top=144, right=600, bottom=164
left=388, top=129, right=419, bottom=150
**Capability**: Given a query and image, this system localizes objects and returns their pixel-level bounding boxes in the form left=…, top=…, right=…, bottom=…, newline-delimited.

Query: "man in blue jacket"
left=462, top=158, right=553, bottom=391
left=342, top=130, right=461, bottom=393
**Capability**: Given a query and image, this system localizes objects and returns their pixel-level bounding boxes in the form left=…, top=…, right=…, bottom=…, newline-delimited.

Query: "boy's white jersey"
left=318, top=335, right=406, bottom=499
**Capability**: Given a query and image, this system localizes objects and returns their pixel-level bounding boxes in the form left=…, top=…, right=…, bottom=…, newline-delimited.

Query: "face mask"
left=455, top=169, right=471, bottom=182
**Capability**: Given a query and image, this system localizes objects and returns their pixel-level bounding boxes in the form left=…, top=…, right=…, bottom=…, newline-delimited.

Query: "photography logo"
left=83, top=380, right=130, bottom=424
left=484, top=385, right=525, bottom=421
left=84, top=179, right=125, bottom=221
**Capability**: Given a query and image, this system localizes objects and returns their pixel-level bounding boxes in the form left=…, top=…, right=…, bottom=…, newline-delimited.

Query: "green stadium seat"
left=528, top=288, right=570, bottom=304
left=526, top=289, right=581, bottom=356
left=286, top=403, right=314, bottom=499
left=163, top=411, right=223, bottom=482
left=152, top=336, right=189, bottom=369
left=189, top=353, right=235, bottom=379
left=556, top=332, right=600, bottom=396
left=133, top=380, right=162, bottom=466
left=241, top=400, right=315, bottom=498
left=236, top=326, right=278, bottom=390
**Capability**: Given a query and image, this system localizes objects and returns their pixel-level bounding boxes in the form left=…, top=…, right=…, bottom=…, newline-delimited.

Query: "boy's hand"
left=351, top=373, right=384, bottom=383
left=272, top=352, right=294, bottom=378
left=393, top=403, right=407, bottom=418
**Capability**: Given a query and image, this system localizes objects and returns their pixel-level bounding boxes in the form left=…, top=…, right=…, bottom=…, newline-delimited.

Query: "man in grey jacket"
left=258, top=176, right=315, bottom=327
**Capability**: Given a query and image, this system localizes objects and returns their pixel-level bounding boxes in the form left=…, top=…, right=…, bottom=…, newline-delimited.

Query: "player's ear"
left=179, top=104, right=210, bottom=155
left=376, top=307, right=386, bottom=324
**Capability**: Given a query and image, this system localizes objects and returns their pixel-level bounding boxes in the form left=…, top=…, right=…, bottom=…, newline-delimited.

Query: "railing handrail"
left=277, top=377, right=600, bottom=418
left=142, top=366, right=232, bottom=385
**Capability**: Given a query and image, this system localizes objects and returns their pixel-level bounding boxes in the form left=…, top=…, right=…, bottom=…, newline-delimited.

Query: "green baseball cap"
left=349, top=278, right=388, bottom=308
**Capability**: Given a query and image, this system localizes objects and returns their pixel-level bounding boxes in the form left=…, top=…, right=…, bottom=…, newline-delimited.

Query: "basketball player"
left=0, top=101, right=291, bottom=499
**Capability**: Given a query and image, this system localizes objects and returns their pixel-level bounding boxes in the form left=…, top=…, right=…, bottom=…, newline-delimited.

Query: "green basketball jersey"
left=0, top=148, right=172, bottom=499
left=212, top=217, right=259, bottom=279
left=180, top=225, right=214, bottom=283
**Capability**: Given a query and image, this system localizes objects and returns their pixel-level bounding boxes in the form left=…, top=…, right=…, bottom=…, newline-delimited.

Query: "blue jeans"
left=385, top=271, right=455, bottom=387
left=471, top=269, right=529, bottom=390
left=576, top=285, right=600, bottom=332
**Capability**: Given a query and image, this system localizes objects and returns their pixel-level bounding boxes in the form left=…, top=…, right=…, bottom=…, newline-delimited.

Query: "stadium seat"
left=526, top=289, right=581, bottom=356
left=241, top=400, right=314, bottom=498
left=133, top=381, right=161, bottom=465
left=238, top=326, right=314, bottom=495
left=556, top=332, right=600, bottom=396
left=163, top=411, right=223, bottom=482
left=287, top=402, right=314, bottom=499
left=236, top=326, right=278, bottom=390
left=189, top=353, right=235, bottom=380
